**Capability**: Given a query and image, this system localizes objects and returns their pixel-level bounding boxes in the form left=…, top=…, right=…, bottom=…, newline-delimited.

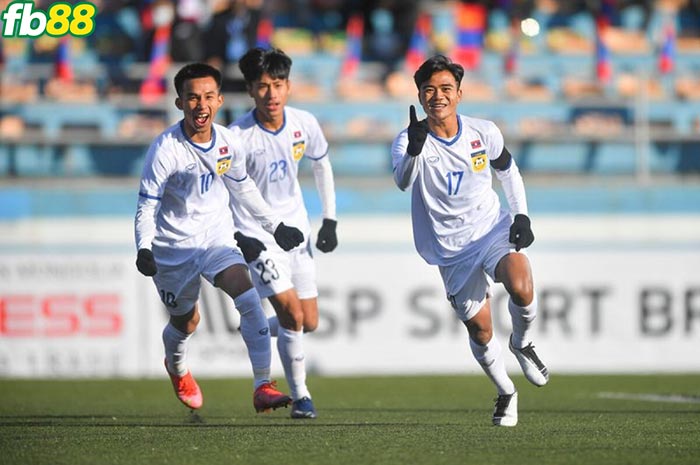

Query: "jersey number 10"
left=200, top=172, right=214, bottom=194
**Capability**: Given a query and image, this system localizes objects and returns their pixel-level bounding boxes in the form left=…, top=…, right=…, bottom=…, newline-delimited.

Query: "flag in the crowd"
left=453, top=2, right=487, bottom=70
left=504, top=18, right=519, bottom=75
left=341, top=14, right=363, bottom=78
left=595, top=24, right=611, bottom=83
left=658, top=20, right=675, bottom=74
left=139, top=1, right=154, bottom=31
left=405, top=13, right=431, bottom=73
left=140, top=24, right=171, bottom=104
left=599, top=0, right=616, bottom=26
left=595, top=0, right=615, bottom=84
left=256, top=17, right=274, bottom=49
left=54, top=36, right=73, bottom=82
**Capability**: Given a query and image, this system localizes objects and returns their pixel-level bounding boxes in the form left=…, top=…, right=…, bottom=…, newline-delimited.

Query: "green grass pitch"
left=2, top=374, right=699, bottom=465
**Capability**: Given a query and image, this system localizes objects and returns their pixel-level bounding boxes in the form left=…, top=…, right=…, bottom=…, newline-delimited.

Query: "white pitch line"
left=597, top=392, right=700, bottom=404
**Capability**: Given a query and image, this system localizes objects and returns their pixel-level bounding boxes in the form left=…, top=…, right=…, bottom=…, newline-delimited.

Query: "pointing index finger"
left=409, top=105, right=417, bottom=125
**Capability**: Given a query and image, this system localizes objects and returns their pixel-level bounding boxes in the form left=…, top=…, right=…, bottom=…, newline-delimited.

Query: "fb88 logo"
left=1, top=1, right=97, bottom=37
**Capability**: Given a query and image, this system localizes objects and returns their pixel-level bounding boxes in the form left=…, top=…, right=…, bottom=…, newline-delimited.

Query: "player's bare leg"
left=300, top=297, right=319, bottom=333
left=266, top=295, right=319, bottom=335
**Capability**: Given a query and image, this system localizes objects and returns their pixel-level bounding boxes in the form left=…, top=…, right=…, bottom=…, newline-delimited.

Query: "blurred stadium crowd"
left=1, top=0, right=700, bottom=178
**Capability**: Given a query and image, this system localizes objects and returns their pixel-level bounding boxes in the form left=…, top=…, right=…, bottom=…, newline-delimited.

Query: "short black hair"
left=413, top=55, right=464, bottom=90
left=173, top=63, right=222, bottom=97
left=238, top=47, right=292, bottom=84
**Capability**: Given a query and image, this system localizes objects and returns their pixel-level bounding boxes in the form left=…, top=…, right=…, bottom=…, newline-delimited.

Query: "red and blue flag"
left=658, top=20, right=675, bottom=74
left=405, top=13, right=430, bottom=73
left=595, top=0, right=615, bottom=84
left=54, top=36, right=73, bottom=82
left=341, top=14, right=363, bottom=78
left=140, top=25, right=171, bottom=104
left=453, top=2, right=486, bottom=70
left=256, top=17, right=273, bottom=49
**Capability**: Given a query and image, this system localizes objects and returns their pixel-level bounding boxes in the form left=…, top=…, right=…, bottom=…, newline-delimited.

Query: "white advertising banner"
left=309, top=248, right=700, bottom=375
left=0, top=254, right=157, bottom=377
left=0, top=215, right=698, bottom=377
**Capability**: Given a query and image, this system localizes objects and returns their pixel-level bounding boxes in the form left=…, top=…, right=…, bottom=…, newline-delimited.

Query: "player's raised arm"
left=406, top=105, right=429, bottom=156
left=391, top=107, right=427, bottom=191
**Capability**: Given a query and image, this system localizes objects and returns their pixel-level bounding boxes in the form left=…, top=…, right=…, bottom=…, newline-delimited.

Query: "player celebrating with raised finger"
left=227, top=47, right=338, bottom=419
left=392, top=55, right=549, bottom=427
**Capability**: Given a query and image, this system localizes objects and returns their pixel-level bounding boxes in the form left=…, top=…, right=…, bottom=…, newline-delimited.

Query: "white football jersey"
left=392, top=115, right=510, bottom=266
left=135, top=121, right=246, bottom=264
left=228, top=106, right=329, bottom=248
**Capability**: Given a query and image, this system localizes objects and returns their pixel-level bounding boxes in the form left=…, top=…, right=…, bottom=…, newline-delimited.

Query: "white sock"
left=277, top=327, right=310, bottom=400
left=508, top=294, right=537, bottom=348
left=469, top=336, right=515, bottom=395
left=267, top=315, right=279, bottom=337
left=234, top=288, right=272, bottom=389
left=162, top=323, right=191, bottom=376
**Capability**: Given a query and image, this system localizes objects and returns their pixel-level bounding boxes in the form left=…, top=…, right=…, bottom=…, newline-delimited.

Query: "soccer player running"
left=226, top=47, right=338, bottom=419
left=134, top=62, right=305, bottom=414
left=391, top=55, right=549, bottom=427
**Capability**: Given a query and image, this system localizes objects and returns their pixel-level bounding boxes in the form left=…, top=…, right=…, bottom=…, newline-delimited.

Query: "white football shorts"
left=247, top=238, right=318, bottom=300
left=439, top=216, right=523, bottom=322
left=151, top=228, right=245, bottom=316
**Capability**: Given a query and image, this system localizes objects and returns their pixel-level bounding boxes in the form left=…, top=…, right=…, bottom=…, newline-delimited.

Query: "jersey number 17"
left=446, top=171, right=464, bottom=195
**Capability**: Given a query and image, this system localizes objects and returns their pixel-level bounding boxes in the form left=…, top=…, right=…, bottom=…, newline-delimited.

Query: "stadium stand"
left=1, top=0, right=699, bottom=179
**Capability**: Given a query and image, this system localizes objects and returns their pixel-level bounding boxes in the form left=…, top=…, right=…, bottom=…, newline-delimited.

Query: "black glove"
left=316, top=218, right=338, bottom=253
left=136, top=248, right=157, bottom=276
left=273, top=222, right=304, bottom=251
left=407, top=105, right=429, bottom=157
left=509, top=214, right=535, bottom=251
left=234, top=231, right=267, bottom=262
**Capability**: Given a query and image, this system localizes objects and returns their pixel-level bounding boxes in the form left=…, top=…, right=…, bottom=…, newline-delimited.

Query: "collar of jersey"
left=253, top=109, right=286, bottom=135
left=430, top=115, right=462, bottom=146
left=180, top=120, right=217, bottom=152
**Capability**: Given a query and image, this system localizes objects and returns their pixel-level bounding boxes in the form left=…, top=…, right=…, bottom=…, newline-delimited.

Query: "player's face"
left=418, top=70, right=462, bottom=125
left=176, top=76, right=223, bottom=142
left=248, top=73, right=290, bottom=129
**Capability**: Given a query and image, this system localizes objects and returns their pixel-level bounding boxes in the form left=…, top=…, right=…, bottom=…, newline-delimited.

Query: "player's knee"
left=464, top=320, right=492, bottom=345
left=186, top=314, right=200, bottom=333
left=472, top=328, right=493, bottom=345
left=170, top=307, right=199, bottom=334
left=278, top=306, right=304, bottom=330
left=300, top=298, right=319, bottom=332
left=508, top=278, right=533, bottom=307
left=303, top=319, right=318, bottom=333
left=216, top=264, right=253, bottom=298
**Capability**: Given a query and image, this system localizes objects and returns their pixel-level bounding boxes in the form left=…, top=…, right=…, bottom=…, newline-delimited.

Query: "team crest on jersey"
left=216, top=155, right=232, bottom=175
left=471, top=149, right=487, bottom=172
left=292, top=140, right=306, bottom=161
